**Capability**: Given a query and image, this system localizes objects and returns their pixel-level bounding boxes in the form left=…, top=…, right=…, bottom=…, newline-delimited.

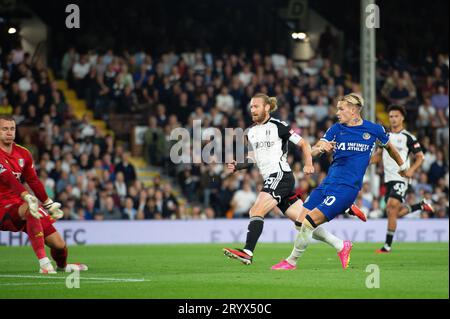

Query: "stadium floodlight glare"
left=297, top=32, right=307, bottom=40
left=291, top=32, right=307, bottom=40
left=8, top=27, right=17, bottom=34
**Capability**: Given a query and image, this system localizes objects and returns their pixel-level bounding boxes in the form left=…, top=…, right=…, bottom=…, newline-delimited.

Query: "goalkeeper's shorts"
left=0, top=201, right=57, bottom=237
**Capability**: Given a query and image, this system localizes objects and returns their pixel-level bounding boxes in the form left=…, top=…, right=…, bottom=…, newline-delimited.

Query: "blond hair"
left=338, top=93, right=364, bottom=108
left=252, top=93, right=278, bottom=113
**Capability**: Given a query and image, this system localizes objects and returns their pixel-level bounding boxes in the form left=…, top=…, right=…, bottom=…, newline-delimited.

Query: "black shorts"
left=385, top=181, right=409, bottom=203
left=262, top=171, right=301, bottom=214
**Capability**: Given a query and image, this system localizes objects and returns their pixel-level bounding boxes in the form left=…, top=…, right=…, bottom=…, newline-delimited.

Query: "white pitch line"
left=0, top=280, right=126, bottom=286
left=0, top=275, right=147, bottom=282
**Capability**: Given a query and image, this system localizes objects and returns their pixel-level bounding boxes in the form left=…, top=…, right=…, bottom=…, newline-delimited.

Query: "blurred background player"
left=223, top=94, right=360, bottom=265
left=371, top=105, right=434, bottom=253
left=271, top=93, right=409, bottom=270
left=0, top=115, right=88, bottom=274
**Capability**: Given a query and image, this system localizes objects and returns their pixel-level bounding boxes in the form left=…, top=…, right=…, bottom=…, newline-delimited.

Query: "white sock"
left=312, top=226, right=344, bottom=252
left=39, top=257, right=51, bottom=267
left=286, top=222, right=314, bottom=266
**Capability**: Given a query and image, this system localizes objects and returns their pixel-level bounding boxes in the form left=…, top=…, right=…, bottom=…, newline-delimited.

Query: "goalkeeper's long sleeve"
left=0, top=160, right=28, bottom=196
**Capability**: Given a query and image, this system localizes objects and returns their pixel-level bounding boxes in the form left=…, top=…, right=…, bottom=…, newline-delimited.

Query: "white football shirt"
left=247, top=117, right=302, bottom=179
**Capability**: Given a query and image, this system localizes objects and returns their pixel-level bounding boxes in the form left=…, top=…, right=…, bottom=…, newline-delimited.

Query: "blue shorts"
left=303, top=183, right=360, bottom=221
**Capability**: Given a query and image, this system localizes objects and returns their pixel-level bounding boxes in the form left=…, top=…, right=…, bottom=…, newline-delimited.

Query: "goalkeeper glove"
left=23, top=194, right=41, bottom=219
left=43, top=198, right=64, bottom=220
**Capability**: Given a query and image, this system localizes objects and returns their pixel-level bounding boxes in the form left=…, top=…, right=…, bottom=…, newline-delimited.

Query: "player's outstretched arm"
left=384, top=142, right=408, bottom=177
left=298, top=139, right=314, bottom=175
left=226, top=152, right=255, bottom=174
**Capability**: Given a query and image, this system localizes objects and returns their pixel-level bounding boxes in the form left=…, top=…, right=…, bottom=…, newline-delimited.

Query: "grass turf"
left=0, top=243, right=448, bottom=299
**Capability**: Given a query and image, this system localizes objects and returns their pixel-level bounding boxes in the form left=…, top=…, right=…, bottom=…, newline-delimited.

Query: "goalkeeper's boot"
left=39, top=260, right=57, bottom=274
left=346, top=204, right=367, bottom=222
left=223, top=248, right=252, bottom=265
left=57, top=263, right=89, bottom=272
left=337, top=240, right=352, bottom=269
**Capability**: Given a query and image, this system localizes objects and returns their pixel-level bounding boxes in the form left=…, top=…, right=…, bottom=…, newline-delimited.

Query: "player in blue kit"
left=271, top=93, right=409, bottom=270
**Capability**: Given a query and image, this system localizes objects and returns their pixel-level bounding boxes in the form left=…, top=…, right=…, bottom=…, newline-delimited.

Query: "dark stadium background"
left=3, top=1, right=449, bottom=66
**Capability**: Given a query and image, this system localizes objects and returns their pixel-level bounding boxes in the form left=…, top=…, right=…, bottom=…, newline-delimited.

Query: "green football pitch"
left=0, top=243, right=448, bottom=299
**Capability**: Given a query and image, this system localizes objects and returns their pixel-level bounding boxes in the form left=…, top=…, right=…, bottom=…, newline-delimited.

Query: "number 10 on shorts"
left=323, top=196, right=336, bottom=206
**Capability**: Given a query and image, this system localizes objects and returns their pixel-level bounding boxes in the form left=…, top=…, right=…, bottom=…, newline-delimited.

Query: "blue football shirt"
left=321, top=120, right=390, bottom=190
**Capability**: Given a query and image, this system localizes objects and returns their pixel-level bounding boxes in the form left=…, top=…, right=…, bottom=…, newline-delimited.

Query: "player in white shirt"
left=222, top=93, right=356, bottom=265
left=372, top=105, right=434, bottom=253
left=231, top=182, right=257, bottom=217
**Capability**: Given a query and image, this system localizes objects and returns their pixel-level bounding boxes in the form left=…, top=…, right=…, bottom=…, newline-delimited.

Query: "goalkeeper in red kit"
left=0, top=115, right=87, bottom=274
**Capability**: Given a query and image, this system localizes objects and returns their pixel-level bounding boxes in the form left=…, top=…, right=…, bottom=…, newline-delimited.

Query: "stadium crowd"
left=0, top=43, right=448, bottom=220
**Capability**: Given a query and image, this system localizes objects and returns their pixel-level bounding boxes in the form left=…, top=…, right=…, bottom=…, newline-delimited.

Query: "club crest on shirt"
left=363, top=133, right=371, bottom=140
left=18, top=158, right=24, bottom=167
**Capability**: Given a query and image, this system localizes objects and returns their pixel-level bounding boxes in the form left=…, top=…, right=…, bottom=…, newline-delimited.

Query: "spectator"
left=428, top=151, right=448, bottom=185
left=417, top=97, right=437, bottom=136
left=318, top=25, right=337, bottom=59
left=83, top=196, right=97, bottom=220
left=162, top=184, right=178, bottom=219
left=138, top=197, right=162, bottom=220
left=61, top=47, right=79, bottom=80
left=123, top=197, right=138, bottom=220
left=389, top=78, right=412, bottom=105
left=143, top=116, right=165, bottom=166
left=415, top=172, right=434, bottom=196
left=230, top=182, right=257, bottom=218
left=114, top=171, right=128, bottom=199
left=72, top=55, right=91, bottom=97
left=360, top=182, right=374, bottom=210
left=0, top=97, right=13, bottom=115
left=431, top=85, right=449, bottom=111
left=368, top=199, right=383, bottom=219
left=115, top=152, right=137, bottom=185
left=216, top=86, right=234, bottom=115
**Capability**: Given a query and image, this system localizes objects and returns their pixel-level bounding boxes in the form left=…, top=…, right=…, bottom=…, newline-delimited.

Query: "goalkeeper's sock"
left=39, top=257, right=52, bottom=268
left=51, top=246, right=68, bottom=269
left=26, top=213, right=46, bottom=259
left=312, top=226, right=344, bottom=251
left=243, top=216, right=264, bottom=254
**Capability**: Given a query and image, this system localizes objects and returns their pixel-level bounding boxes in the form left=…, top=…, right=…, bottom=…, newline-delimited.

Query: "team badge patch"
left=363, top=133, right=371, bottom=140
left=18, top=159, right=24, bottom=167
